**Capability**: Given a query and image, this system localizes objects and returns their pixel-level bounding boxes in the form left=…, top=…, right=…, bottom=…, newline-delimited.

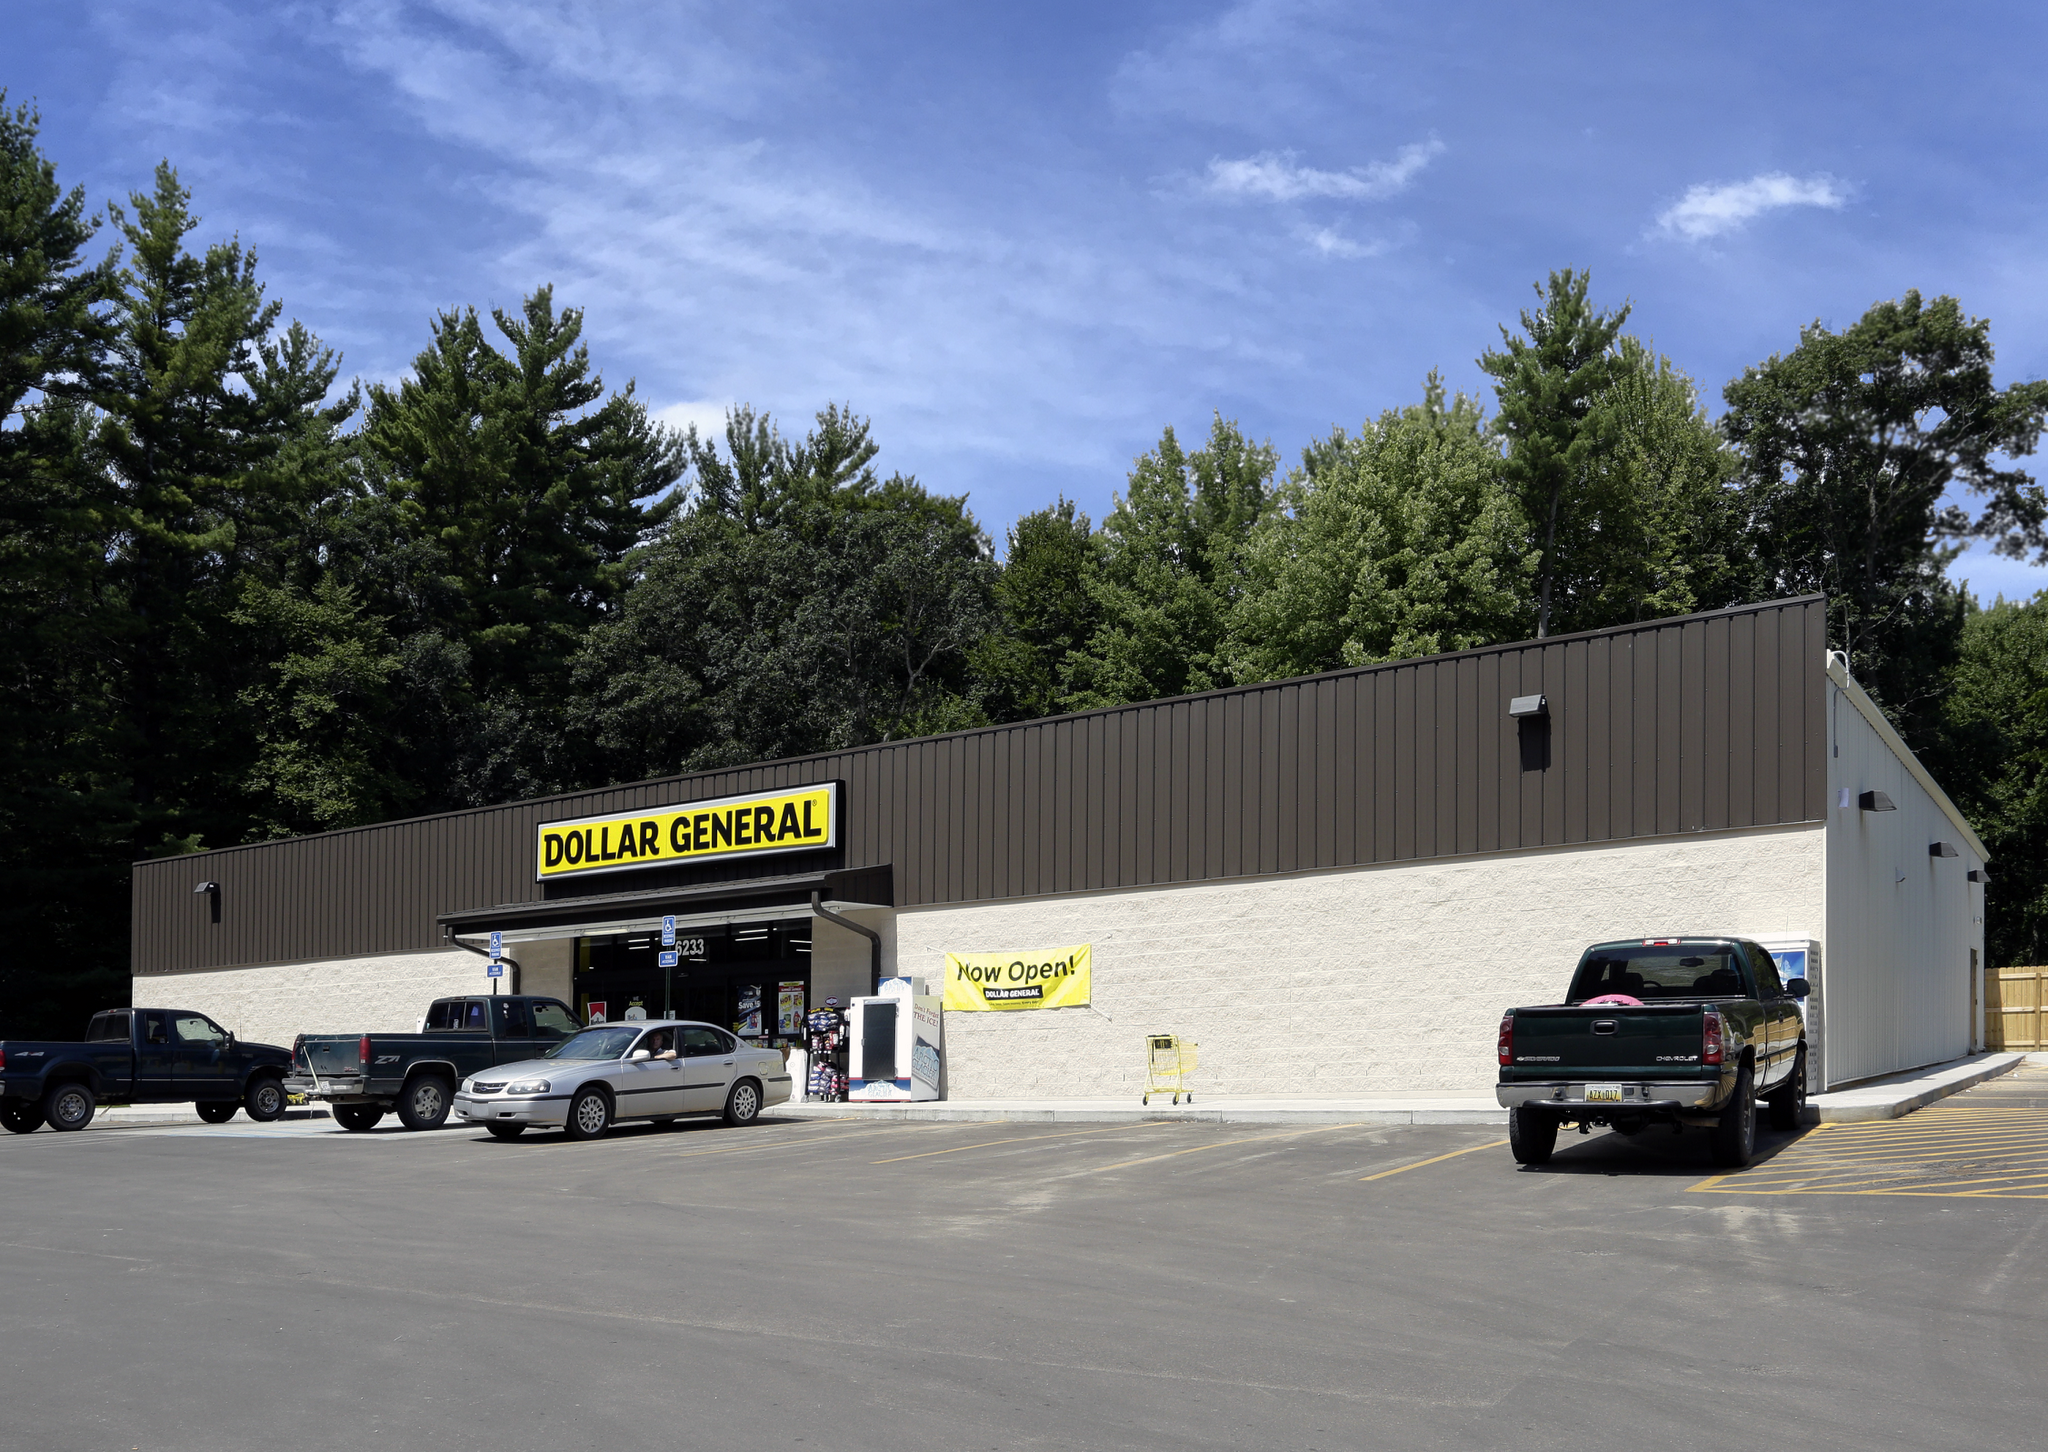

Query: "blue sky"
left=11, top=1, right=2048, bottom=597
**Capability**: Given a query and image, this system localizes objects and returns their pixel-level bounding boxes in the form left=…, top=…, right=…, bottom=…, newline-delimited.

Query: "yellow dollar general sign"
left=536, top=783, right=838, bottom=881
left=943, top=943, right=1091, bottom=1011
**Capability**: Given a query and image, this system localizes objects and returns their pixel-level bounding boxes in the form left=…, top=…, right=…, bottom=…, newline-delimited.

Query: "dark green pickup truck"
left=283, top=995, right=583, bottom=1131
left=1496, top=937, right=1810, bottom=1168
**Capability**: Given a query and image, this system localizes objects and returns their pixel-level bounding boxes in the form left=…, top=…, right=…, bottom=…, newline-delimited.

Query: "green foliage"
left=1722, top=291, right=2048, bottom=738
left=1479, top=269, right=1633, bottom=637
left=1061, top=414, right=1278, bottom=709
left=573, top=407, right=997, bottom=778
left=230, top=577, right=406, bottom=838
left=972, top=497, right=1100, bottom=721
left=1927, top=597, right=2048, bottom=966
left=354, top=287, right=686, bottom=805
left=1228, top=375, right=1528, bottom=678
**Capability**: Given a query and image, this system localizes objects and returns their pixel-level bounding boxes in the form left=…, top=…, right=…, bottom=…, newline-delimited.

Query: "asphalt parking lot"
left=5, top=1068, right=2045, bottom=1452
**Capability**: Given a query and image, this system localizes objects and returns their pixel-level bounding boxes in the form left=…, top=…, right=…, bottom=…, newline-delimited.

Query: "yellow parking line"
left=871, top=1122, right=1169, bottom=1164
left=1358, top=1140, right=1508, bottom=1182
left=1081, top=1122, right=1376, bottom=1175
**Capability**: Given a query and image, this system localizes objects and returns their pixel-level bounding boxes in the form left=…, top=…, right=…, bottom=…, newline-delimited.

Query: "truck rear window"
left=1568, top=946, right=1745, bottom=1002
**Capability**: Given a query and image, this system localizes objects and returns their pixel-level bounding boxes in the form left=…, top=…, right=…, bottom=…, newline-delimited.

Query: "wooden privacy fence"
left=1987, top=967, right=2045, bottom=1051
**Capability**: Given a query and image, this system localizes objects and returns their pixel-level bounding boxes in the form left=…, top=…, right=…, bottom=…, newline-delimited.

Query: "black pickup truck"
left=284, top=994, right=583, bottom=1131
left=1496, top=937, right=1810, bottom=1168
left=1, top=1008, right=293, bottom=1133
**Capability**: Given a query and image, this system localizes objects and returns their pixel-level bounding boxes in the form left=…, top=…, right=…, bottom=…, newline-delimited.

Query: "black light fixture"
left=1969, top=869, right=1992, bottom=884
left=1507, top=694, right=1548, bottom=718
left=1858, top=790, right=1897, bottom=812
left=193, top=880, right=220, bottom=925
left=1929, top=841, right=1958, bottom=858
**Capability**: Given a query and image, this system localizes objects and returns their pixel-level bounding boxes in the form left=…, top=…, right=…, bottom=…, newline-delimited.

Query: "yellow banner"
left=943, top=943, right=1091, bottom=1011
left=536, top=784, right=837, bottom=881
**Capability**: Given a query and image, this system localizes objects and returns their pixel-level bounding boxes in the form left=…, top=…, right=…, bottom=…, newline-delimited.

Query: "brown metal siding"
left=134, top=597, right=1832, bottom=974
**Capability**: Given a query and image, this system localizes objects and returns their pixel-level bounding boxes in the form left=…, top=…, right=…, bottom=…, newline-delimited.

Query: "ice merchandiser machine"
left=847, top=977, right=943, bottom=1101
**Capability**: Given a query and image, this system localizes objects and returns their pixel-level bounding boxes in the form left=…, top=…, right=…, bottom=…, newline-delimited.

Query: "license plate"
left=1584, top=1085, right=1623, bottom=1102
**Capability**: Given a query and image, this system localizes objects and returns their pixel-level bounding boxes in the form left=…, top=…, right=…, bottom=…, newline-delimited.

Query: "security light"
left=193, top=881, right=219, bottom=894
left=1929, top=841, right=1958, bottom=858
left=1858, top=790, right=1897, bottom=812
left=1969, top=869, right=1992, bottom=884
left=1508, top=694, right=1548, bottom=718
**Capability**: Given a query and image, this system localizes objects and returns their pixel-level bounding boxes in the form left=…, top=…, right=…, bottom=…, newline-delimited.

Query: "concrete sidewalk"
left=1807, top=1050, right=2033, bottom=1123
left=779, top=1052, right=2037, bottom=1129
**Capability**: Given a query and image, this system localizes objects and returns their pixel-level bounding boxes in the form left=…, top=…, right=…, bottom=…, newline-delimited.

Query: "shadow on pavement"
left=1520, top=1122, right=1821, bottom=1177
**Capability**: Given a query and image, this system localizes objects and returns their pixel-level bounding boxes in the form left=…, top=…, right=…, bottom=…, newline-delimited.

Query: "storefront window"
left=573, top=919, right=813, bottom=1048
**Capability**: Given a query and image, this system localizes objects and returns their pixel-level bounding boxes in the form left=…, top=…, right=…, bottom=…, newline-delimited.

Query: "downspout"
left=812, top=891, right=881, bottom=997
left=445, top=927, right=520, bottom=995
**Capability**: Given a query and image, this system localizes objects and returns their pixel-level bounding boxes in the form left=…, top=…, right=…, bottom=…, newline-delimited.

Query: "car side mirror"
left=627, top=1049, right=651, bottom=1061
left=1784, top=977, right=1810, bottom=1000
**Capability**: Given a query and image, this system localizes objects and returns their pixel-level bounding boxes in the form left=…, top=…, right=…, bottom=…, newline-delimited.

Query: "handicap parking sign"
left=658, top=950, right=679, bottom=968
left=489, top=929, right=503, bottom=953
left=486, top=962, right=504, bottom=978
left=661, top=915, right=676, bottom=947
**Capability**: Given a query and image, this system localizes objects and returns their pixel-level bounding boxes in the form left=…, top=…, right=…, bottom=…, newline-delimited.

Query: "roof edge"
left=1826, top=654, right=1989, bottom=862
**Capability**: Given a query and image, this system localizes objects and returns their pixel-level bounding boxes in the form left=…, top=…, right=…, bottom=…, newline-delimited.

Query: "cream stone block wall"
left=894, top=823, right=1826, bottom=1098
left=132, top=948, right=493, bottom=1049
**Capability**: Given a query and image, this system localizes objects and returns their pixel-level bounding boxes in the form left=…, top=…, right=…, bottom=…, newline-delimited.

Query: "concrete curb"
left=778, top=1052, right=2034, bottom=1130
left=773, top=1100, right=1508, bottom=1128
left=1808, top=1051, right=2029, bottom=1124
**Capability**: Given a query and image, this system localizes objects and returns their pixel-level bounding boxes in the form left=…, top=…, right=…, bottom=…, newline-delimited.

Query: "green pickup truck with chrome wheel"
left=1496, top=937, right=1810, bottom=1169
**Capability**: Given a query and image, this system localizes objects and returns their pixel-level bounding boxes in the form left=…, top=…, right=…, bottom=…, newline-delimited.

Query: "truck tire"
left=333, top=1104, right=384, bottom=1132
left=244, top=1076, right=287, bottom=1123
left=1508, top=1105, right=1558, bottom=1165
left=196, top=1101, right=240, bottom=1124
left=565, top=1086, right=611, bottom=1141
left=42, top=1082, right=96, bottom=1132
left=723, top=1079, right=762, bottom=1127
left=2, top=1101, right=44, bottom=1134
left=396, top=1074, right=453, bottom=1131
left=1711, top=1063, right=1757, bottom=1168
left=1767, top=1047, right=1807, bottom=1131
left=485, top=1122, right=525, bottom=1141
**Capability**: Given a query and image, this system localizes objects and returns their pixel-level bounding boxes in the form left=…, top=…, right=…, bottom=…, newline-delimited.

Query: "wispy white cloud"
left=1298, top=225, right=1384, bottom=260
left=1205, top=140, right=1443, bottom=203
left=1655, top=171, right=1848, bottom=240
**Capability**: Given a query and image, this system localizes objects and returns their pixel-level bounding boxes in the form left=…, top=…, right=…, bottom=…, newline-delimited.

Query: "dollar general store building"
left=130, top=595, right=1990, bottom=1096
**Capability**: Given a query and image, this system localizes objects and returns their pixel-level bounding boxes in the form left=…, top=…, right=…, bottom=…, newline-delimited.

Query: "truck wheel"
left=1508, top=1105, right=1558, bottom=1165
left=723, top=1079, right=762, bottom=1127
left=565, top=1086, right=611, bottom=1141
left=2, top=1101, right=44, bottom=1134
left=1711, top=1064, right=1757, bottom=1168
left=42, top=1082, right=96, bottom=1132
left=1767, top=1047, right=1808, bottom=1131
left=333, top=1104, right=384, bottom=1132
left=484, top=1123, right=525, bottom=1141
left=244, top=1077, right=287, bottom=1123
left=196, top=1101, right=239, bottom=1124
left=396, top=1075, right=453, bottom=1131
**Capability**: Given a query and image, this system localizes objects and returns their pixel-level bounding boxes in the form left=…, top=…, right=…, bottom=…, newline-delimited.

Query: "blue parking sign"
left=488, top=930, right=503, bottom=954
left=661, top=914, right=676, bottom=947
left=486, top=962, right=504, bottom=978
left=658, top=950, right=679, bottom=968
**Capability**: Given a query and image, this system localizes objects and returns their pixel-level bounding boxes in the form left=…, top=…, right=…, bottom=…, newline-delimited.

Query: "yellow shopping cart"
left=1142, top=1034, right=1198, bottom=1105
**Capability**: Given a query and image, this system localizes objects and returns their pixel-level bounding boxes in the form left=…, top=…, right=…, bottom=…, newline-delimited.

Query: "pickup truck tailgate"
left=1507, top=1005, right=1704, bottom=1076
left=298, top=1035, right=362, bottom=1077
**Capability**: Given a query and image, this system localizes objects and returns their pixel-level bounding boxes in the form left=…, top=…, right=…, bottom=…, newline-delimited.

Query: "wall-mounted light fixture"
left=1509, top=694, right=1549, bottom=772
left=193, top=880, right=221, bottom=925
left=1858, top=790, right=1897, bottom=812
left=1968, top=869, right=1991, bottom=884
left=1929, top=841, right=1958, bottom=858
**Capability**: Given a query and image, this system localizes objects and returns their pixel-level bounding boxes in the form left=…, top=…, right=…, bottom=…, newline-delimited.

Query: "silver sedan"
left=452, top=1020, right=791, bottom=1141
